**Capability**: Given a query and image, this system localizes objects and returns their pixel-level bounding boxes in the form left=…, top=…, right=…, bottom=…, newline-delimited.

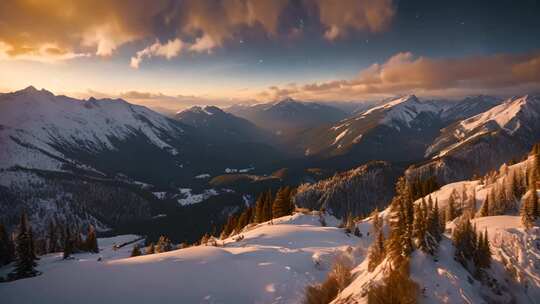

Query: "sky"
left=1, top=0, right=539, bottom=110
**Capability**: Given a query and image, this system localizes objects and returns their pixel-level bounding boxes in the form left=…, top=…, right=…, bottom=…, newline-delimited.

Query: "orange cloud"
left=0, top=0, right=396, bottom=63
left=260, top=51, right=540, bottom=101
left=316, top=0, right=396, bottom=40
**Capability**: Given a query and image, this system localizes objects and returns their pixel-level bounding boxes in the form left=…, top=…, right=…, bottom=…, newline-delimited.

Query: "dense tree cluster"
left=9, top=213, right=39, bottom=280
left=521, top=156, right=539, bottom=228
left=410, top=176, right=440, bottom=201
left=219, top=187, right=295, bottom=239
left=451, top=217, right=491, bottom=278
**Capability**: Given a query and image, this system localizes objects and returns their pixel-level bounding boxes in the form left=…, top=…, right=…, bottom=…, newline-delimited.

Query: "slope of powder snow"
left=459, top=96, right=529, bottom=133
left=0, top=213, right=358, bottom=304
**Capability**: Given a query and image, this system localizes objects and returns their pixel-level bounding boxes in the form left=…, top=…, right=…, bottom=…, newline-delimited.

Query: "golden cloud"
left=260, top=51, right=540, bottom=101
left=0, top=0, right=396, bottom=63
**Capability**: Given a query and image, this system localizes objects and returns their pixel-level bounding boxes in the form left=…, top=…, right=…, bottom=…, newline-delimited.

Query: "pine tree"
left=254, top=193, right=265, bottom=223
left=0, top=223, right=14, bottom=266
left=428, top=198, right=442, bottom=242
left=445, top=190, right=458, bottom=222
left=130, top=244, right=142, bottom=257
left=468, top=187, right=477, bottom=217
left=521, top=188, right=538, bottom=229
left=155, top=235, right=173, bottom=253
left=220, top=214, right=238, bottom=239
left=12, top=213, right=38, bottom=278
left=85, top=225, right=99, bottom=253
left=452, top=217, right=479, bottom=272
left=386, top=178, right=414, bottom=267
left=264, top=190, right=273, bottom=221
left=475, top=229, right=491, bottom=270
left=272, top=187, right=291, bottom=218
left=235, top=209, right=250, bottom=233
left=63, top=226, right=73, bottom=259
left=47, top=220, right=58, bottom=253
left=367, top=210, right=385, bottom=272
left=478, top=192, right=490, bottom=217
left=146, top=243, right=155, bottom=254
left=413, top=202, right=427, bottom=252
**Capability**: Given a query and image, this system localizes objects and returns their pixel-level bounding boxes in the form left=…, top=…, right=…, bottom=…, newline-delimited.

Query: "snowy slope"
left=297, top=95, right=447, bottom=159
left=332, top=155, right=539, bottom=303
left=0, top=86, right=185, bottom=174
left=427, top=95, right=540, bottom=158
left=0, top=213, right=358, bottom=304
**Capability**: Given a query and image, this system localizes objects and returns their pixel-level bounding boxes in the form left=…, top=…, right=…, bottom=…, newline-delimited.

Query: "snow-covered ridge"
left=356, top=95, right=442, bottom=128
left=427, top=95, right=540, bottom=158
left=460, top=95, right=539, bottom=134
left=0, top=87, right=184, bottom=172
left=0, top=213, right=357, bottom=304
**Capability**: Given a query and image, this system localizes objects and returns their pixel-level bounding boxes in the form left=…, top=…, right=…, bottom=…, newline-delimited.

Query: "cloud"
left=0, top=0, right=396, bottom=63
left=130, top=39, right=184, bottom=68
left=259, top=51, right=540, bottom=101
left=0, top=0, right=170, bottom=61
left=189, top=34, right=218, bottom=53
left=316, top=0, right=396, bottom=40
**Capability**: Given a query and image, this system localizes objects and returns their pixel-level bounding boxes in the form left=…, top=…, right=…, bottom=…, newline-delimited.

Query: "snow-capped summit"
left=357, top=94, right=443, bottom=128
left=427, top=95, right=540, bottom=158
left=406, top=95, right=540, bottom=185
left=296, top=95, right=446, bottom=160
left=0, top=87, right=186, bottom=173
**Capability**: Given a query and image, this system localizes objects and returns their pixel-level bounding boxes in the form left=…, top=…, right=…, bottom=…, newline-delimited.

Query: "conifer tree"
left=478, top=192, right=490, bottom=217
left=428, top=198, right=442, bottom=242
left=367, top=210, right=385, bottom=272
left=264, top=190, right=273, bottom=221
left=452, top=217, right=475, bottom=269
left=85, top=225, right=99, bottom=253
left=272, top=187, right=292, bottom=218
left=386, top=178, right=414, bottom=267
left=461, top=185, right=468, bottom=212
left=475, top=229, right=491, bottom=270
left=254, top=193, right=265, bottom=223
left=445, top=190, right=458, bottom=222
left=47, top=220, right=58, bottom=253
left=63, top=226, right=73, bottom=259
left=222, top=213, right=239, bottom=238
left=13, top=213, right=38, bottom=278
left=0, top=223, right=14, bottom=266
left=413, top=202, right=427, bottom=252
left=235, top=209, right=250, bottom=233
left=521, top=181, right=538, bottom=229
left=130, top=244, right=141, bottom=257
left=146, top=243, right=155, bottom=254
left=155, top=235, right=173, bottom=253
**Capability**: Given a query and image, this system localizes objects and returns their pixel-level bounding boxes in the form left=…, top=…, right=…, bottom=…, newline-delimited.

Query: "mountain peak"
left=15, top=86, right=54, bottom=99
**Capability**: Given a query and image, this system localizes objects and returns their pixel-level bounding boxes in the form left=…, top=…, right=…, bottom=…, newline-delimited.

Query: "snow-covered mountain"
left=227, top=97, right=347, bottom=135
left=0, top=87, right=284, bottom=238
left=408, top=95, right=540, bottom=184
left=0, top=86, right=188, bottom=174
left=295, top=95, right=448, bottom=165
left=175, top=105, right=276, bottom=145
left=440, top=95, right=502, bottom=122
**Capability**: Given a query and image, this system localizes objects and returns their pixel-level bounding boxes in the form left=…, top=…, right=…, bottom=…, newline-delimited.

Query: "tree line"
left=0, top=212, right=99, bottom=281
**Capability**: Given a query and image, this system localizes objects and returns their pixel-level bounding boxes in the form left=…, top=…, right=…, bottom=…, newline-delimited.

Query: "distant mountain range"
left=175, top=105, right=276, bottom=145
left=2, top=86, right=539, bottom=243
left=227, top=97, right=348, bottom=135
